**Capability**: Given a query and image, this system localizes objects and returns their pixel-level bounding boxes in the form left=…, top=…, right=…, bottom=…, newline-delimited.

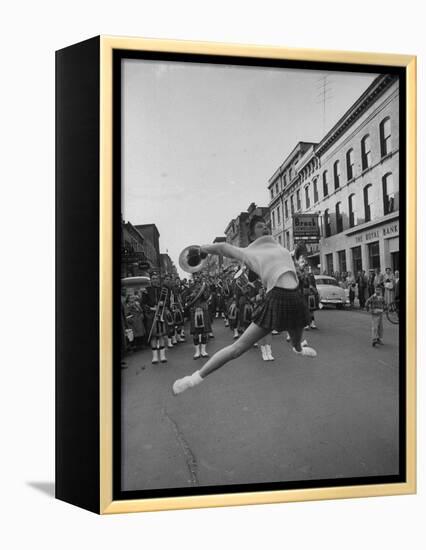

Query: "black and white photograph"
left=118, top=55, right=402, bottom=495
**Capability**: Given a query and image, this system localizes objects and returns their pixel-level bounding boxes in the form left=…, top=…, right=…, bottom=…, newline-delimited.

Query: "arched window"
left=361, top=135, right=371, bottom=170
left=383, top=172, right=395, bottom=215
left=305, top=184, right=310, bottom=209
left=323, top=170, right=329, bottom=197
left=335, top=202, right=343, bottom=233
left=333, top=160, right=341, bottom=189
left=363, top=184, right=372, bottom=223
left=313, top=178, right=319, bottom=203
left=380, top=117, right=392, bottom=157
left=346, top=148, right=354, bottom=180
left=296, top=189, right=301, bottom=211
left=348, top=193, right=357, bottom=228
left=324, top=209, right=331, bottom=237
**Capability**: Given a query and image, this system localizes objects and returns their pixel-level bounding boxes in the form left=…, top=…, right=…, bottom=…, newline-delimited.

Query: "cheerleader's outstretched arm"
left=201, top=243, right=246, bottom=262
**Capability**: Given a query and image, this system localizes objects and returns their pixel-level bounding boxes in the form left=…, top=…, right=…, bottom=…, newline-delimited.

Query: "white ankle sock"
left=190, top=371, right=203, bottom=386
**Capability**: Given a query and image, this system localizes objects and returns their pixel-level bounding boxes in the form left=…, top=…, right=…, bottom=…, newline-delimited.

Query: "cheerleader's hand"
left=199, top=246, right=208, bottom=259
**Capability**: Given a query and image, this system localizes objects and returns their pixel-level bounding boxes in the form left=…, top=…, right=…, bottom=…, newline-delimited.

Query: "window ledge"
left=380, top=152, right=393, bottom=163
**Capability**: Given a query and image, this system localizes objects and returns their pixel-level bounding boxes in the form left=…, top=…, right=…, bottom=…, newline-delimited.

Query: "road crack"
left=162, top=408, right=199, bottom=485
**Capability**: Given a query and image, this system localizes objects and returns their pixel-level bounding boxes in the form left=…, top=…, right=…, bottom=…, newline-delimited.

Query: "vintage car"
left=314, top=275, right=349, bottom=309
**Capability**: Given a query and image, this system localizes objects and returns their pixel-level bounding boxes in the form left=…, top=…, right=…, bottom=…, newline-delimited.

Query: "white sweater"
left=221, top=236, right=298, bottom=293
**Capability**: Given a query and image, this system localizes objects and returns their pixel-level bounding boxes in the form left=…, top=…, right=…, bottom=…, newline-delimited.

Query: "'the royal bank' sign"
left=293, top=214, right=320, bottom=238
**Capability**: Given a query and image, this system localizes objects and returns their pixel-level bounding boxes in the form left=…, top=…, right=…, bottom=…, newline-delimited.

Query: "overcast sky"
left=122, top=59, right=377, bottom=276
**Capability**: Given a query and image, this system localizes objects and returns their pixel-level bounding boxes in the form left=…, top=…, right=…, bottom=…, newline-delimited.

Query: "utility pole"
left=316, top=75, right=333, bottom=135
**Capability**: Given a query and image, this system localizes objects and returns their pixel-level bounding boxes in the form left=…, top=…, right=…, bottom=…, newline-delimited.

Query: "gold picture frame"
left=56, top=35, right=416, bottom=514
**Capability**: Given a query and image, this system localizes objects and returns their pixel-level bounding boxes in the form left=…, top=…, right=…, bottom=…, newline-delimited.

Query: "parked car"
left=314, top=275, right=349, bottom=309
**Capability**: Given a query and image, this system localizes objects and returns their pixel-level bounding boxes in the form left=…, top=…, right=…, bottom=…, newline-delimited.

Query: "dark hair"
left=248, top=215, right=265, bottom=238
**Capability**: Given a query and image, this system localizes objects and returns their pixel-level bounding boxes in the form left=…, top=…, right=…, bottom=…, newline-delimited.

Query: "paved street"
left=121, top=309, right=399, bottom=491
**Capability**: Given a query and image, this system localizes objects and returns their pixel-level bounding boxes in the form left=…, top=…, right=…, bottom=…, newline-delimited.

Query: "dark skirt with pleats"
left=252, top=287, right=310, bottom=332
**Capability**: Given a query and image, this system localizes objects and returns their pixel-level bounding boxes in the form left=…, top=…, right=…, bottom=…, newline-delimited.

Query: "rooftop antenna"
left=316, top=75, right=333, bottom=135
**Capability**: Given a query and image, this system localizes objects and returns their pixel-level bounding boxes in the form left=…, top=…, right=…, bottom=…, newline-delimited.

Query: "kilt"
left=252, top=287, right=310, bottom=332
left=189, top=305, right=211, bottom=334
left=146, top=314, right=166, bottom=338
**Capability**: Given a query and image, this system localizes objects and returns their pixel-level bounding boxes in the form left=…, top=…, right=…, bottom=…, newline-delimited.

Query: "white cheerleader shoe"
left=293, top=346, right=317, bottom=357
left=172, top=371, right=203, bottom=395
left=265, top=344, right=274, bottom=361
left=260, top=345, right=268, bottom=361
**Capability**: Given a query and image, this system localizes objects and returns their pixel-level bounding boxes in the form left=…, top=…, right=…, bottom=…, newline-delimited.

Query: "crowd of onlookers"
left=322, top=267, right=400, bottom=309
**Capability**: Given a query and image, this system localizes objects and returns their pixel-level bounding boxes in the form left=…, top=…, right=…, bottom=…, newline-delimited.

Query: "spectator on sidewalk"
left=365, top=286, right=385, bottom=347
left=126, top=294, right=146, bottom=350
left=346, top=271, right=356, bottom=307
left=367, top=269, right=376, bottom=297
left=383, top=267, right=395, bottom=306
left=373, top=267, right=384, bottom=291
left=356, top=270, right=368, bottom=309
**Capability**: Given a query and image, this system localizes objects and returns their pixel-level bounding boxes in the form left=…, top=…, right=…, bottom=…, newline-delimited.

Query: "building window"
left=283, top=174, right=287, bottom=187
left=346, top=148, right=354, bottom=180
left=333, top=160, right=340, bottom=189
left=270, top=188, right=274, bottom=200
left=290, top=195, right=295, bottom=214
left=289, top=167, right=293, bottom=180
left=277, top=205, right=281, bottom=225
left=383, top=172, right=395, bottom=215
left=322, top=170, right=329, bottom=197
left=361, top=135, right=372, bottom=170
left=278, top=235, right=282, bottom=245
left=286, top=231, right=291, bottom=250
left=335, top=202, right=343, bottom=233
left=351, top=246, right=362, bottom=274
left=296, top=190, right=301, bottom=211
left=337, top=250, right=347, bottom=274
left=368, top=241, right=381, bottom=271
left=324, top=208, right=331, bottom=237
left=348, top=193, right=356, bottom=228
left=305, top=184, right=310, bottom=209
left=313, top=178, right=319, bottom=203
left=275, top=182, right=279, bottom=195
left=272, top=210, right=276, bottom=229
left=380, top=117, right=391, bottom=157
left=284, top=200, right=289, bottom=219
left=363, top=184, right=372, bottom=222
left=325, top=253, right=334, bottom=275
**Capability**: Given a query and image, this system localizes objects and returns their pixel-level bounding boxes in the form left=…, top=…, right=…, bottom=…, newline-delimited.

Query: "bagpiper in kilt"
left=187, top=277, right=211, bottom=359
left=142, top=273, right=169, bottom=364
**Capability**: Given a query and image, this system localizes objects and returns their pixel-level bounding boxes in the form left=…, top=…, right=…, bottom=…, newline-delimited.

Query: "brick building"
left=266, top=74, right=399, bottom=275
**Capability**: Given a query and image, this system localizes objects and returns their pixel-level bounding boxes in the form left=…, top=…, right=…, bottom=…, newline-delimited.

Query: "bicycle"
left=386, top=301, right=399, bottom=325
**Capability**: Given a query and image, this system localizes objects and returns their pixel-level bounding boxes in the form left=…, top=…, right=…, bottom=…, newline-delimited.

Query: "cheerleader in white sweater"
left=173, top=216, right=317, bottom=395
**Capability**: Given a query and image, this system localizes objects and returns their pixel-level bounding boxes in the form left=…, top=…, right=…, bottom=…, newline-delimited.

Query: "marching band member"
left=227, top=289, right=240, bottom=339
left=253, top=285, right=274, bottom=361
left=142, top=272, right=168, bottom=364
left=187, top=275, right=211, bottom=359
left=296, top=253, right=319, bottom=330
left=163, top=274, right=177, bottom=348
left=173, top=216, right=316, bottom=395
left=171, top=277, right=186, bottom=343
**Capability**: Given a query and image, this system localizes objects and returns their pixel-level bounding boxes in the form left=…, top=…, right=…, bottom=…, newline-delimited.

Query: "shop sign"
left=354, top=221, right=399, bottom=244
left=293, top=214, right=320, bottom=238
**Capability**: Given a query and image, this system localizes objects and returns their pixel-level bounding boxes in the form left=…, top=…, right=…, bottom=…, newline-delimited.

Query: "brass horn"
left=179, top=245, right=208, bottom=274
